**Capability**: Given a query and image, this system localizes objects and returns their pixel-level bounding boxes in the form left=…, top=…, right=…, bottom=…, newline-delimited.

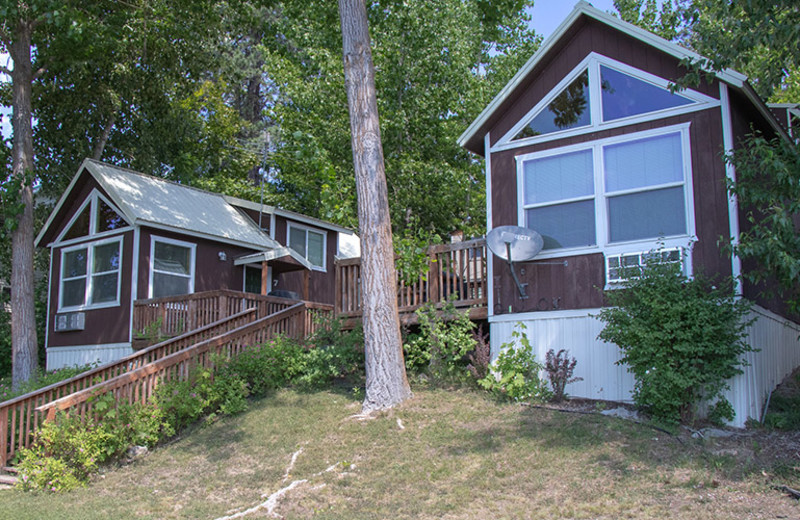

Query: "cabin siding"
left=47, top=230, right=135, bottom=348
left=490, top=19, right=719, bottom=148
left=272, top=216, right=337, bottom=304
left=489, top=108, right=731, bottom=314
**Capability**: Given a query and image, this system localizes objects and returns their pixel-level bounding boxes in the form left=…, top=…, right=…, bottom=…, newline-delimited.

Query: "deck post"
left=428, top=250, right=440, bottom=304
left=0, top=408, right=7, bottom=467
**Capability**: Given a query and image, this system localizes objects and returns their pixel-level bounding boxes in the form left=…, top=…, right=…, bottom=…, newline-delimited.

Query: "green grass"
left=1, top=387, right=797, bottom=519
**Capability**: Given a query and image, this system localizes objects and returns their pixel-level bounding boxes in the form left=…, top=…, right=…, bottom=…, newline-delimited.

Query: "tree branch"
left=0, top=65, right=11, bottom=76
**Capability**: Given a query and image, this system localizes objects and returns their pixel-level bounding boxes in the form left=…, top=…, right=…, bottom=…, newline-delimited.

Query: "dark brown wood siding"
left=137, top=227, right=256, bottom=299
left=489, top=18, right=719, bottom=149
left=48, top=230, right=135, bottom=348
left=272, top=215, right=337, bottom=304
left=489, top=109, right=732, bottom=315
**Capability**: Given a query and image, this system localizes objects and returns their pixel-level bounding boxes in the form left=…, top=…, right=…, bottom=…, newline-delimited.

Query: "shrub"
left=597, top=248, right=753, bottom=425
left=480, top=324, right=551, bottom=402
left=403, top=299, right=476, bottom=383
left=467, top=325, right=491, bottom=380
left=544, top=349, right=582, bottom=402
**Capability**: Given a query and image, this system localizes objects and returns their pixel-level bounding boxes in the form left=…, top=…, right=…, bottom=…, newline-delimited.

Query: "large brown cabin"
left=459, top=1, right=800, bottom=426
left=36, top=159, right=358, bottom=369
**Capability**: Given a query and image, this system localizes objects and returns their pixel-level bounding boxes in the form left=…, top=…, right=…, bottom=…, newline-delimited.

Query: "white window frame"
left=287, top=222, right=327, bottom=272
left=605, top=247, right=689, bottom=286
left=515, top=124, right=696, bottom=279
left=58, top=235, right=124, bottom=311
left=148, top=236, right=197, bottom=299
left=55, top=189, right=131, bottom=247
left=494, top=52, right=720, bottom=153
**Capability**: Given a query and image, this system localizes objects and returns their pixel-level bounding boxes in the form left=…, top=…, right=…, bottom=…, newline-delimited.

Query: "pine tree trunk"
left=338, top=0, right=411, bottom=412
left=9, top=19, right=39, bottom=390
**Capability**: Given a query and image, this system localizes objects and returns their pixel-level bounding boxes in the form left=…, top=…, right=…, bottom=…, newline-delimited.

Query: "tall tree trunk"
left=92, top=112, right=117, bottom=160
left=338, top=0, right=411, bottom=413
left=9, top=18, right=39, bottom=390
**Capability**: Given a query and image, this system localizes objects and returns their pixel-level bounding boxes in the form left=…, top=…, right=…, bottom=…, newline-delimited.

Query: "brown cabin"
left=35, top=159, right=358, bottom=369
left=459, top=1, right=800, bottom=426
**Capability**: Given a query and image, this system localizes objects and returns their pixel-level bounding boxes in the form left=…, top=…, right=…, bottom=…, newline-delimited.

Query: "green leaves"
left=597, top=249, right=753, bottom=425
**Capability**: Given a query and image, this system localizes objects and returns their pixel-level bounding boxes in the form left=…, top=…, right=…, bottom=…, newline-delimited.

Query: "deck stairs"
left=0, top=466, right=18, bottom=487
left=0, top=294, right=332, bottom=469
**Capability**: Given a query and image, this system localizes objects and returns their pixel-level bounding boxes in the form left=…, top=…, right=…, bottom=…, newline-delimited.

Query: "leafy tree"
left=726, top=133, right=800, bottom=313
left=613, top=0, right=681, bottom=41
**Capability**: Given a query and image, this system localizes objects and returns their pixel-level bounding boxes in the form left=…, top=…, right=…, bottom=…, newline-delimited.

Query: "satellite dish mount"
left=486, top=226, right=566, bottom=299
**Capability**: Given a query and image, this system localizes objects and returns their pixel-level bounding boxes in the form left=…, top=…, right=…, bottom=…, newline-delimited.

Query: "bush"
left=544, top=349, right=582, bottom=402
left=597, top=249, right=753, bottom=425
left=403, top=299, right=477, bottom=383
left=480, top=324, right=551, bottom=402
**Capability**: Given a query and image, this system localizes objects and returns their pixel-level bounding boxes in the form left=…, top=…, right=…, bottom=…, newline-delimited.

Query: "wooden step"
left=0, top=474, right=17, bottom=486
left=1, top=466, right=18, bottom=475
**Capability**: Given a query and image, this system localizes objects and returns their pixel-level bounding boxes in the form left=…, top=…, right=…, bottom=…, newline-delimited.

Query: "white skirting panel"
left=46, top=343, right=134, bottom=370
left=490, top=304, right=800, bottom=428
left=490, top=309, right=636, bottom=403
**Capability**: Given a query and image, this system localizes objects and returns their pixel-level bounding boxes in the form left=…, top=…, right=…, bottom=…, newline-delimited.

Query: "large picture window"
left=149, top=237, right=196, bottom=298
left=518, top=125, right=693, bottom=255
left=59, top=237, right=123, bottom=310
left=288, top=223, right=326, bottom=270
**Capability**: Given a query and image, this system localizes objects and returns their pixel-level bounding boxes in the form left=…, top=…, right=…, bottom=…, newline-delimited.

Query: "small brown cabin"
left=459, top=1, right=800, bottom=426
left=36, top=159, right=357, bottom=369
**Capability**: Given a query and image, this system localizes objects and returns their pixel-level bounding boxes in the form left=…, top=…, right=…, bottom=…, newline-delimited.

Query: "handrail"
left=0, top=307, right=258, bottom=467
left=37, top=303, right=308, bottom=420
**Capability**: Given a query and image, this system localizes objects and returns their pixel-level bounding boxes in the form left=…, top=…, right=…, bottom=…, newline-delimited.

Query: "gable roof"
left=37, top=159, right=279, bottom=250
left=459, top=0, right=787, bottom=156
left=224, top=196, right=355, bottom=236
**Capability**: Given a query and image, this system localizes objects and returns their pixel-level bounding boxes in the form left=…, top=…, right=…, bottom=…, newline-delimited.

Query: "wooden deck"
left=335, top=238, right=488, bottom=327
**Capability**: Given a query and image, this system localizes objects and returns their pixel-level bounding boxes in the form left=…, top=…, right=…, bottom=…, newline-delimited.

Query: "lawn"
left=1, top=387, right=797, bottom=519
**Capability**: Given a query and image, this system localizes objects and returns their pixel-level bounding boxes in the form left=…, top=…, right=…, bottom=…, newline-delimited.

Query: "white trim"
left=485, top=132, right=494, bottom=317
left=720, top=84, right=743, bottom=295
left=148, top=235, right=197, bottom=299
left=135, top=220, right=278, bottom=251
left=36, top=160, right=95, bottom=247
left=489, top=307, right=601, bottom=323
left=45, top=246, right=53, bottom=349
left=224, top=195, right=355, bottom=235
left=286, top=222, right=327, bottom=272
left=458, top=1, right=748, bottom=152
left=128, top=226, right=140, bottom=343
left=270, top=213, right=276, bottom=239
left=233, top=247, right=313, bottom=270
left=512, top=123, right=696, bottom=262
left=494, top=53, right=719, bottom=153
left=58, top=235, right=124, bottom=312
left=53, top=189, right=131, bottom=245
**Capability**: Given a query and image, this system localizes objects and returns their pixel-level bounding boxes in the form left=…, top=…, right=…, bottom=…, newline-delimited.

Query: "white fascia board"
left=233, top=247, right=313, bottom=270
left=458, top=0, right=747, bottom=152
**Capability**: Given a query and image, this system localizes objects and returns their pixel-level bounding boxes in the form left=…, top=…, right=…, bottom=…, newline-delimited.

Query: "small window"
left=600, top=66, right=693, bottom=121
left=288, top=224, right=326, bottom=270
left=95, top=198, right=127, bottom=233
left=513, top=70, right=591, bottom=140
left=59, top=238, right=122, bottom=310
left=62, top=205, right=91, bottom=242
left=150, top=238, right=195, bottom=298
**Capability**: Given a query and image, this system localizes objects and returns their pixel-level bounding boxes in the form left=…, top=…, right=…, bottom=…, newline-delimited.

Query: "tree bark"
left=92, top=112, right=117, bottom=160
left=338, top=0, right=411, bottom=413
left=9, top=17, right=39, bottom=390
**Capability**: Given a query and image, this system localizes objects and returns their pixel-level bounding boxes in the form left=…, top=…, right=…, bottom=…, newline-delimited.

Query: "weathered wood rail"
left=132, top=289, right=301, bottom=340
left=335, top=238, right=488, bottom=323
left=1, top=297, right=333, bottom=467
left=36, top=303, right=308, bottom=422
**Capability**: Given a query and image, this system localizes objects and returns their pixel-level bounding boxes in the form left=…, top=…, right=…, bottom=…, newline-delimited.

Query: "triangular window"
left=600, top=65, right=693, bottom=121
left=513, top=70, right=591, bottom=140
left=95, top=198, right=126, bottom=233
left=62, top=204, right=91, bottom=241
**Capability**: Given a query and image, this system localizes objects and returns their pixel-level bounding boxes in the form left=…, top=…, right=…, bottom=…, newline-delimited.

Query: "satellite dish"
left=486, top=225, right=543, bottom=262
left=486, top=226, right=546, bottom=299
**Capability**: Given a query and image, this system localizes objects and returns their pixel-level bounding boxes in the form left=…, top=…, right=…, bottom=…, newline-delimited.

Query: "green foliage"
left=479, top=324, right=551, bottom=402
left=614, top=0, right=681, bottom=42
left=597, top=249, right=753, bottom=425
left=403, top=299, right=477, bottom=383
left=0, top=363, right=99, bottom=403
left=394, top=227, right=441, bottom=286
left=16, top=400, right=168, bottom=493
left=725, top=133, right=800, bottom=313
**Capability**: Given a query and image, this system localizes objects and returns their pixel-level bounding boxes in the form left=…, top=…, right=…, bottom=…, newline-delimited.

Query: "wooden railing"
left=335, top=238, right=487, bottom=318
left=36, top=303, right=308, bottom=422
left=132, top=289, right=302, bottom=339
left=0, top=308, right=258, bottom=467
